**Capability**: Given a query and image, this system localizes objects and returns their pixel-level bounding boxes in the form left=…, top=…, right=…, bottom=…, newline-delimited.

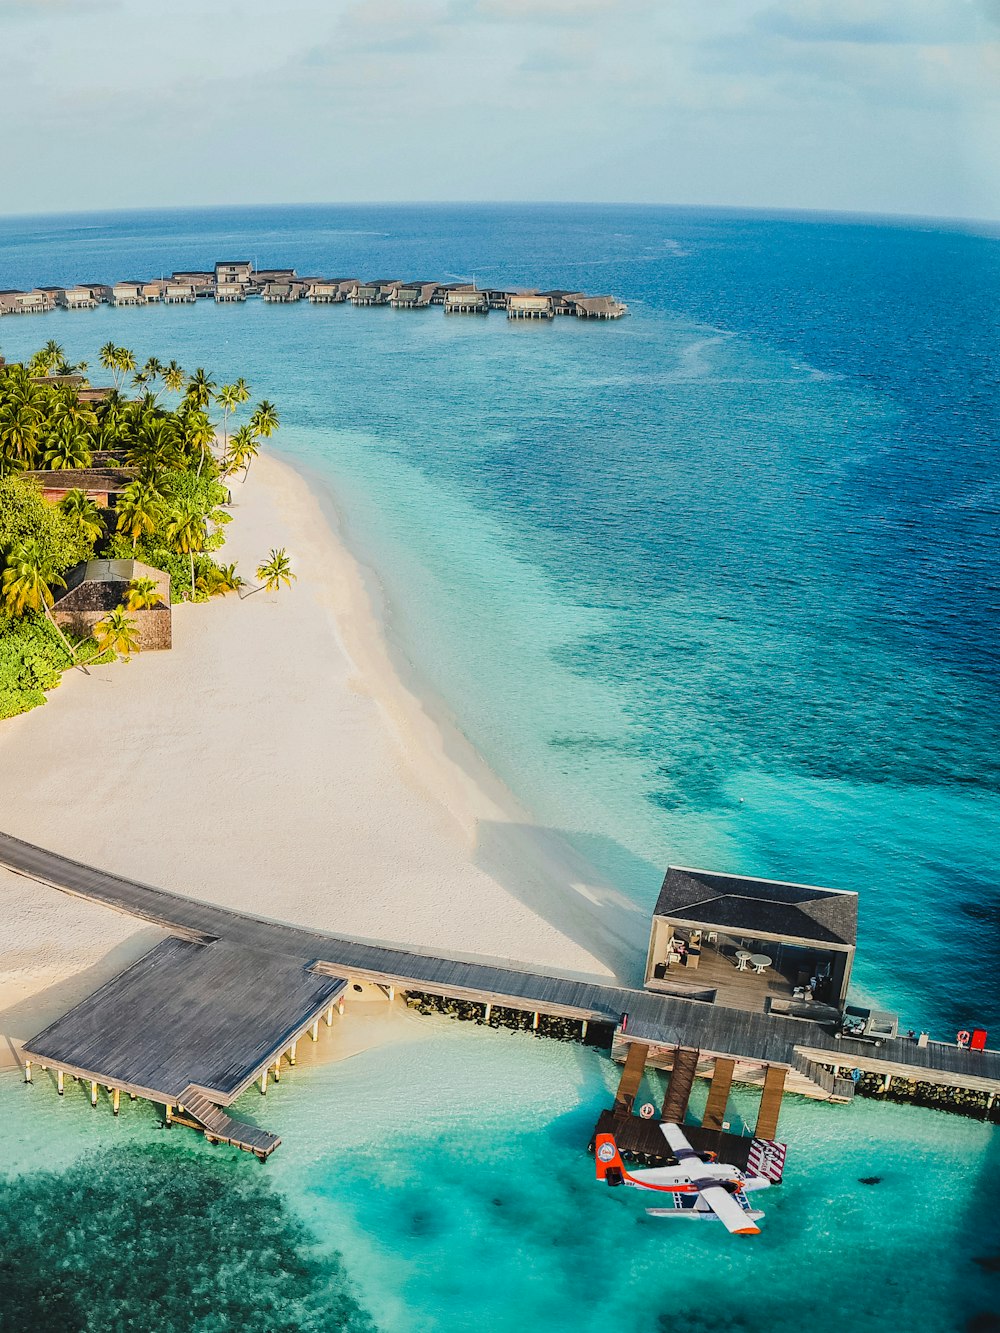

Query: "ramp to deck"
left=613, top=1041, right=649, bottom=1113
left=702, top=1057, right=735, bottom=1131
left=661, top=1047, right=700, bottom=1123
left=755, top=1064, right=787, bottom=1140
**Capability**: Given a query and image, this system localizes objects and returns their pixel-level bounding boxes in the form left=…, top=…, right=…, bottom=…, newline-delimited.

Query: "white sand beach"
left=0, top=451, right=646, bottom=1065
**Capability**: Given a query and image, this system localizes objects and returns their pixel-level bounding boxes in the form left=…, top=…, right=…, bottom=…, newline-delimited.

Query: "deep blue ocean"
left=1, top=205, right=998, bottom=1331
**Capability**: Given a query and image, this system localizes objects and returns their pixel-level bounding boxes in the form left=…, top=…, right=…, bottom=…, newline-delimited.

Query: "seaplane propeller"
left=595, top=1120, right=770, bottom=1235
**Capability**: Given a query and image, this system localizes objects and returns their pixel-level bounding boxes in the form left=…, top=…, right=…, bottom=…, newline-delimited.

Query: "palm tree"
left=182, top=409, right=217, bottom=477
left=185, top=368, right=216, bottom=410
left=196, top=562, right=243, bottom=596
left=116, top=480, right=164, bottom=550
left=99, top=342, right=119, bottom=385
left=256, top=548, right=296, bottom=592
left=43, top=419, right=93, bottom=470
left=60, top=489, right=105, bottom=545
left=214, top=383, right=242, bottom=454
left=225, top=425, right=259, bottom=480
left=162, top=360, right=186, bottom=394
left=232, top=377, right=251, bottom=406
left=93, top=606, right=140, bottom=660
left=124, top=577, right=163, bottom=610
left=115, top=348, right=137, bottom=389
left=165, top=502, right=207, bottom=600
left=249, top=400, right=279, bottom=439
left=1, top=539, right=76, bottom=660
left=0, top=398, right=42, bottom=472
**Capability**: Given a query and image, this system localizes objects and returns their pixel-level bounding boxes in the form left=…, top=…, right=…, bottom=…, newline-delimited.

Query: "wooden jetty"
left=21, top=935, right=345, bottom=1158
left=3, top=831, right=999, bottom=1159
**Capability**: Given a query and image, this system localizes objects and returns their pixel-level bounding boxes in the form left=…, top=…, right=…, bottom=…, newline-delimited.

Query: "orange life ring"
left=957, top=1030, right=971, bottom=1047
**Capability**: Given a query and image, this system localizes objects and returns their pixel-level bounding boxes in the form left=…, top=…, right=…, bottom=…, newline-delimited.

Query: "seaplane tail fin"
left=699, top=1184, right=761, bottom=1235
left=595, top=1133, right=627, bottom=1183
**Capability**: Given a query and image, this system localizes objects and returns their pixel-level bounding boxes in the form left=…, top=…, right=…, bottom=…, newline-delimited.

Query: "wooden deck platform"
left=20, top=936, right=346, bottom=1154
left=4, top=831, right=999, bottom=1131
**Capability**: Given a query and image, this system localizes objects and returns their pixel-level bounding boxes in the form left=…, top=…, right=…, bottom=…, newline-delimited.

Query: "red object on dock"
left=971, top=1029, right=988, bottom=1051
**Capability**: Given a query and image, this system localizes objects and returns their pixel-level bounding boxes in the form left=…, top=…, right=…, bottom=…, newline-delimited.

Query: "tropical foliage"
left=0, top=344, right=283, bottom=717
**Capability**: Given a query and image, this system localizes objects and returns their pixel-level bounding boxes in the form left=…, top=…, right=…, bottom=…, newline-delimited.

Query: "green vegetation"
left=0, top=342, right=282, bottom=717
left=0, top=1144, right=377, bottom=1333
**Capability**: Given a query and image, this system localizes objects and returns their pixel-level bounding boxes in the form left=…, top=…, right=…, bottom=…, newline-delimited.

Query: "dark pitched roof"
left=23, top=467, right=133, bottom=492
left=653, top=866, right=857, bottom=948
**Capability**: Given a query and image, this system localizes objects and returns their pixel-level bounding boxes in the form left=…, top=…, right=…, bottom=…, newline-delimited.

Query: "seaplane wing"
left=659, top=1121, right=703, bottom=1163
left=694, top=1181, right=762, bottom=1235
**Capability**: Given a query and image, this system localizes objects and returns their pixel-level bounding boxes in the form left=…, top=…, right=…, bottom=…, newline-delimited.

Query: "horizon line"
left=0, top=200, right=998, bottom=231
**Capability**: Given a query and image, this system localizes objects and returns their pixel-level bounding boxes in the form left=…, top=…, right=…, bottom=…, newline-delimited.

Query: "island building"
left=164, top=282, right=197, bottom=305
left=59, top=285, right=100, bottom=310
left=214, top=260, right=253, bottom=290
left=50, top=558, right=172, bottom=650
left=644, top=867, right=856, bottom=1019
left=214, top=282, right=246, bottom=303
left=508, top=293, right=555, bottom=320
left=444, top=287, right=490, bottom=314
left=171, top=271, right=214, bottom=298
left=0, top=289, right=54, bottom=315
left=574, top=294, right=628, bottom=319
left=23, top=467, right=133, bottom=508
left=112, top=282, right=146, bottom=306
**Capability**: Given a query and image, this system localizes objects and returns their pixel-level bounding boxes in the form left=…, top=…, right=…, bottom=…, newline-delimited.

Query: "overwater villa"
left=444, top=288, right=490, bottom=314
left=112, top=282, right=146, bottom=306
left=508, top=293, right=555, bottom=319
left=644, top=867, right=857, bottom=1019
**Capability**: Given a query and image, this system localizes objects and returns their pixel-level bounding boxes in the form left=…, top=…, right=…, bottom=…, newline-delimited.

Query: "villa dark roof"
left=23, top=467, right=133, bottom=492
left=54, top=559, right=169, bottom=614
left=653, top=866, right=858, bottom=948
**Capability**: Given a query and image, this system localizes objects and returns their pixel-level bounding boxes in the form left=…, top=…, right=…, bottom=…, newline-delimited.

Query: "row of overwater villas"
left=0, top=262, right=628, bottom=320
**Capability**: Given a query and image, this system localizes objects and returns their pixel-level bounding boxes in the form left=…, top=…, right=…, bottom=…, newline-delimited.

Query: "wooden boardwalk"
left=4, top=830, right=999, bottom=1134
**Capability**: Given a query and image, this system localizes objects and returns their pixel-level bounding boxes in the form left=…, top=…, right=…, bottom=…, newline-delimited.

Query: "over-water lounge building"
left=644, top=866, right=857, bottom=1017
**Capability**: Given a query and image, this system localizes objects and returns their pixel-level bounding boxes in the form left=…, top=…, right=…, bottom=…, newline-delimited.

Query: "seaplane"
left=595, top=1121, right=771, bottom=1234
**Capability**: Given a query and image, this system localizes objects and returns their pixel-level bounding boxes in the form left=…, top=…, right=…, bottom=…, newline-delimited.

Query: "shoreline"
left=0, top=445, right=643, bottom=1068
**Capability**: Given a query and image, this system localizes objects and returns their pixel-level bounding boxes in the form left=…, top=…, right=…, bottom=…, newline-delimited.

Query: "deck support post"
left=387, top=985, right=394, bottom=1003
left=581, top=1021, right=588, bottom=1041
left=532, top=1012, right=540, bottom=1031
left=23, top=1061, right=32, bottom=1084
left=337, top=995, right=345, bottom=1015
left=326, top=1004, right=334, bottom=1026
left=289, top=1041, right=297, bottom=1066
left=165, top=1103, right=173, bottom=1126
left=57, top=1069, right=64, bottom=1095
left=130, top=1093, right=136, bottom=1101
left=310, top=1020, right=319, bottom=1042
left=260, top=1068, right=268, bottom=1095
left=90, top=1081, right=98, bottom=1107
left=484, top=1003, right=492, bottom=1023
left=112, top=1088, right=120, bottom=1116
left=273, top=1061, right=280, bottom=1083
left=883, top=1074, right=892, bottom=1092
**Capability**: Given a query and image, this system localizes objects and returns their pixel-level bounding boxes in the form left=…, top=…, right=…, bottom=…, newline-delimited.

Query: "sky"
left=0, top=0, right=998, bottom=219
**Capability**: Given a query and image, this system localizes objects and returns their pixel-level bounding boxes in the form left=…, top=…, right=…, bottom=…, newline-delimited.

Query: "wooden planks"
left=755, top=1064, right=787, bottom=1140
left=613, top=1041, right=649, bottom=1114
left=661, top=1047, right=700, bottom=1124
left=22, top=938, right=345, bottom=1105
left=702, top=1057, right=735, bottom=1131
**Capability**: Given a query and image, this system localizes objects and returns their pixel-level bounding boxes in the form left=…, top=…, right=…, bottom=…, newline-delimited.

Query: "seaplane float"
left=595, top=1121, right=771, bottom=1235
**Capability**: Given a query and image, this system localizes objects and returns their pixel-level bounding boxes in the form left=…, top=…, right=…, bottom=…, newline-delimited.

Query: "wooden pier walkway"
left=3, top=830, right=999, bottom=1156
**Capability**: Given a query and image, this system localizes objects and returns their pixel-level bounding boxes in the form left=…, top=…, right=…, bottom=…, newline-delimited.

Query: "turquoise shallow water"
left=1, top=205, right=998, bottom=1328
